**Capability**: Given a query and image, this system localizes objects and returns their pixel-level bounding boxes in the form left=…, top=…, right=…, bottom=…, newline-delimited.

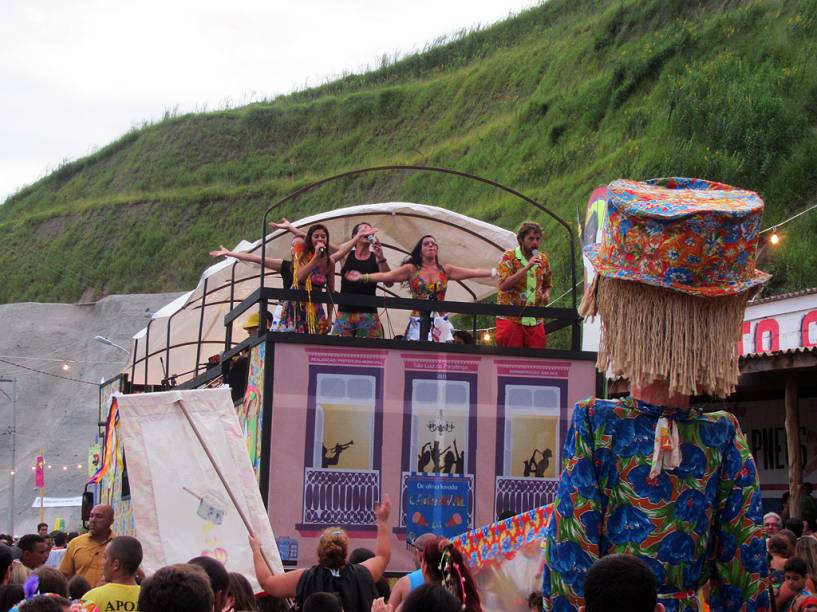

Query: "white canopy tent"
left=126, top=202, right=517, bottom=386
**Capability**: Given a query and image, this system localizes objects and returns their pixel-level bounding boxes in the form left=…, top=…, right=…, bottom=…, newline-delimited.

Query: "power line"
left=0, top=358, right=98, bottom=386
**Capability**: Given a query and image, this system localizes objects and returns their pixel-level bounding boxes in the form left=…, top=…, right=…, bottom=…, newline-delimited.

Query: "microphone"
left=366, top=235, right=376, bottom=244
left=531, top=248, right=540, bottom=265
left=318, top=246, right=327, bottom=255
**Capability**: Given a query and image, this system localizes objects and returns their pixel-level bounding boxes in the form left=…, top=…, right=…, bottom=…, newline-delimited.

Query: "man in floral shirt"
left=544, top=178, right=771, bottom=611
left=496, top=221, right=552, bottom=348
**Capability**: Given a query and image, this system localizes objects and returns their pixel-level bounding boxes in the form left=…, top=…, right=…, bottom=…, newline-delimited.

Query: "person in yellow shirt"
left=59, top=504, right=113, bottom=587
left=80, top=536, right=142, bottom=612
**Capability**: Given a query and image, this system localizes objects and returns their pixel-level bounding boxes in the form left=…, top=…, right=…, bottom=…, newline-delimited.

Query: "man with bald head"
left=59, top=504, right=114, bottom=587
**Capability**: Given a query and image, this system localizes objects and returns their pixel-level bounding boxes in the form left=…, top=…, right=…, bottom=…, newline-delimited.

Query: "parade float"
left=84, top=166, right=602, bottom=607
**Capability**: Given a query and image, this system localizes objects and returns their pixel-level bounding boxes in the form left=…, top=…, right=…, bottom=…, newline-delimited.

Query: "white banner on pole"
left=116, top=388, right=283, bottom=588
left=31, top=496, right=83, bottom=508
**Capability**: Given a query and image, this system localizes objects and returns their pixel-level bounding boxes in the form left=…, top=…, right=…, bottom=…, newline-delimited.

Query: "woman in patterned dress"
left=543, top=178, right=771, bottom=611
left=344, top=234, right=495, bottom=341
left=279, top=224, right=334, bottom=334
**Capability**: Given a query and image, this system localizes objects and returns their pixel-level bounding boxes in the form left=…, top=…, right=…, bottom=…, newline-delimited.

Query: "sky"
left=0, top=0, right=541, bottom=203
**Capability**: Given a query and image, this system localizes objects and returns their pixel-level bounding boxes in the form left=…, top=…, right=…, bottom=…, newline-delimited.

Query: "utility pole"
left=0, top=378, right=16, bottom=536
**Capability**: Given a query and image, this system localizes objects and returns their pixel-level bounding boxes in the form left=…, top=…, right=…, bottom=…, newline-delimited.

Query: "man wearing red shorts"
left=496, top=221, right=552, bottom=348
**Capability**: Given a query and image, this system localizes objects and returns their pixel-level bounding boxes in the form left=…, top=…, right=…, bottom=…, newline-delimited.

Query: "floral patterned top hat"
left=584, top=177, right=770, bottom=296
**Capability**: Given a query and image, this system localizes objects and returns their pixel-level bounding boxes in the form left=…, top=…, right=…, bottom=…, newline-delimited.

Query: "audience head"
left=305, top=224, right=330, bottom=256
left=65, top=533, right=78, bottom=545
left=9, top=561, right=31, bottom=585
left=421, top=539, right=480, bottom=611
left=188, top=556, right=229, bottom=612
left=528, top=591, right=543, bottom=611
left=224, top=573, right=257, bottom=612
left=255, top=593, right=290, bottom=612
left=763, top=512, right=782, bottom=536
left=801, top=596, right=817, bottom=612
left=406, top=235, right=441, bottom=270
left=402, top=583, right=462, bottom=612
left=451, top=330, right=473, bottom=345
left=138, top=564, right=213, bottom=612
left=0, top=584, right=25, bottom=612
left=317, top=528, right=348, bottom=571
left=768, top=533, right=793, bottom=557
left=104, top=536, right=143, bottom=582
left=49, top=533, right=66, bottom=550
left=302, top=592, right=342, bottom=612
left=785, top=517, right=805, bottom=539
left=785, top=556, right=808, bottom=594
left=410, top=533, right=434, bottom=569
left=0, top=547, right=12, bottom=585
left=67, top=575, right=91, bottom=601
left=17, top=535, right=48, bottom=570
left=88, top=505, right=114, bottom=539
left=33, top=567, right=68, bottom=597
left=797, top=537, right=817, bottom=574
left=16, top=595, right=72, bottom=612
left=581, top=554, right=662, bottom=612
left=0, top=536, right=12, bottom=547
left=35, top=525, right=48, bottom=538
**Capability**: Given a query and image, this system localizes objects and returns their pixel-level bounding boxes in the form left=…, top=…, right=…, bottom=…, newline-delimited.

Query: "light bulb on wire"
left=769, top=228, right=780, bottom=246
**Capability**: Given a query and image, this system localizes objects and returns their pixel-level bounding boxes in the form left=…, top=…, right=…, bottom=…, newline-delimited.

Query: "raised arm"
left=270, top=218, right=342, bottom=254
left=329, top=226, right=378, bottom=265
left=249, top=534, right=304, bottom=598
left=360, top=494, right=392, bottom=582
left=209, top=245, right=283, bottom=272
left=444, top=263, right=497, bottom=282
left=345, top=263, right=414, bottom=285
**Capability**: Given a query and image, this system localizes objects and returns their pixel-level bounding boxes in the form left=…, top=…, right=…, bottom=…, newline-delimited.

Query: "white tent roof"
left=127, top=202, right=517, bottom=386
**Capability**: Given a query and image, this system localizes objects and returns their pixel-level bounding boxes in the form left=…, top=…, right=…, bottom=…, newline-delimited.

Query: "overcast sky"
left=0, top=0, right=541, bottom=203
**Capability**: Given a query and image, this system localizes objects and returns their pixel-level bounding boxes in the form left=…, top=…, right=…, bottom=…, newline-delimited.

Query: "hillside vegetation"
left=2, top=0, right=816, bottom=306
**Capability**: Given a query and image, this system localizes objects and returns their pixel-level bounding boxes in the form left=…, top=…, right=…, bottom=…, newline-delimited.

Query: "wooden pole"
left=785, top=374, right=801, bottom=520
left=38, top=448, right=44, bottom=524
left=174, top=400, right=276, bottom=574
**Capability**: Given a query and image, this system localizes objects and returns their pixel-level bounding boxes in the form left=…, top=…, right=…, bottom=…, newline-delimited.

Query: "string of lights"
left=760, top=202, right=817, bottom=245
left=0, top=357, right=98, bottom=386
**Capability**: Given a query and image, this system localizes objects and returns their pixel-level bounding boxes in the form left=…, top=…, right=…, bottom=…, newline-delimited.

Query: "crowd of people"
left=0, top=498, right=489, bottom=612
left=210, top=218, right=553, bottom=348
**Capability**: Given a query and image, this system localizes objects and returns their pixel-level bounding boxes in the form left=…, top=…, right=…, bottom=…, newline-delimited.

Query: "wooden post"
left=785, top=374, right=801, bottom=519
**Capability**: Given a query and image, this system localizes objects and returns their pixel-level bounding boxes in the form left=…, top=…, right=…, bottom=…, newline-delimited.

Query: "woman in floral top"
left=344, top=234, right=494, bottom=341
left=544, top=178, right=771, bottom=611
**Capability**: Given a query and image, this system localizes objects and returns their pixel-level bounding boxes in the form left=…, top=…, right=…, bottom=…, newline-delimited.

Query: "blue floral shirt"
left=543, top=397, right=769, bottom=611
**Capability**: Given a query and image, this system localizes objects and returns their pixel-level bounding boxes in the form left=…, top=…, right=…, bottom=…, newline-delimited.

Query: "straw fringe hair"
left=580, top=276, right=748, bottom=398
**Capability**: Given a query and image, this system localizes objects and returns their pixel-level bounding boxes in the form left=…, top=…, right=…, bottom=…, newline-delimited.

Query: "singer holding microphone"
left=496, top=221, right=552, bottom=348
left=279, top=223, right=335, bottom=334
left=328, top=221, right=392, bottom=338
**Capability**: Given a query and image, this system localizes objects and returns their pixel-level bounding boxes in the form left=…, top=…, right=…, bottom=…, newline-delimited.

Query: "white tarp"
left=127, top=202, right=517, bottom=385
left=116, top=388, right=283, bottom=587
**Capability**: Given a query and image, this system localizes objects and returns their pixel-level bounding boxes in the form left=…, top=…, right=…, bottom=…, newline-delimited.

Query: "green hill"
left=2, top=0, right=816, bottom=306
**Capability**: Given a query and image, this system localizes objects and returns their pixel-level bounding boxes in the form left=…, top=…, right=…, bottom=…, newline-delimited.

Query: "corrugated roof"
left=740, top=345, right=817, bottom=360
left=749, top=287, right=817, bottom=306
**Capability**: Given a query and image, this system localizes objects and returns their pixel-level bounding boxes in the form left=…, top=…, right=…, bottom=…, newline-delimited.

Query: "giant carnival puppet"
left=544, top=178, right=771, bottom=611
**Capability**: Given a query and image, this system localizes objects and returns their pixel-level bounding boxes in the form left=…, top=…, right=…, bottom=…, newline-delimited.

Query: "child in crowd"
left=580, top=554, right=663, bottom=612
left=778, top=557, right=813, bottom=611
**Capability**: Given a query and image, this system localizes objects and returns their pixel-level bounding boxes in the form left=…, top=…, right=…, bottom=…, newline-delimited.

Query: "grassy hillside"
left=2, top=0, right=816, bottom=306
